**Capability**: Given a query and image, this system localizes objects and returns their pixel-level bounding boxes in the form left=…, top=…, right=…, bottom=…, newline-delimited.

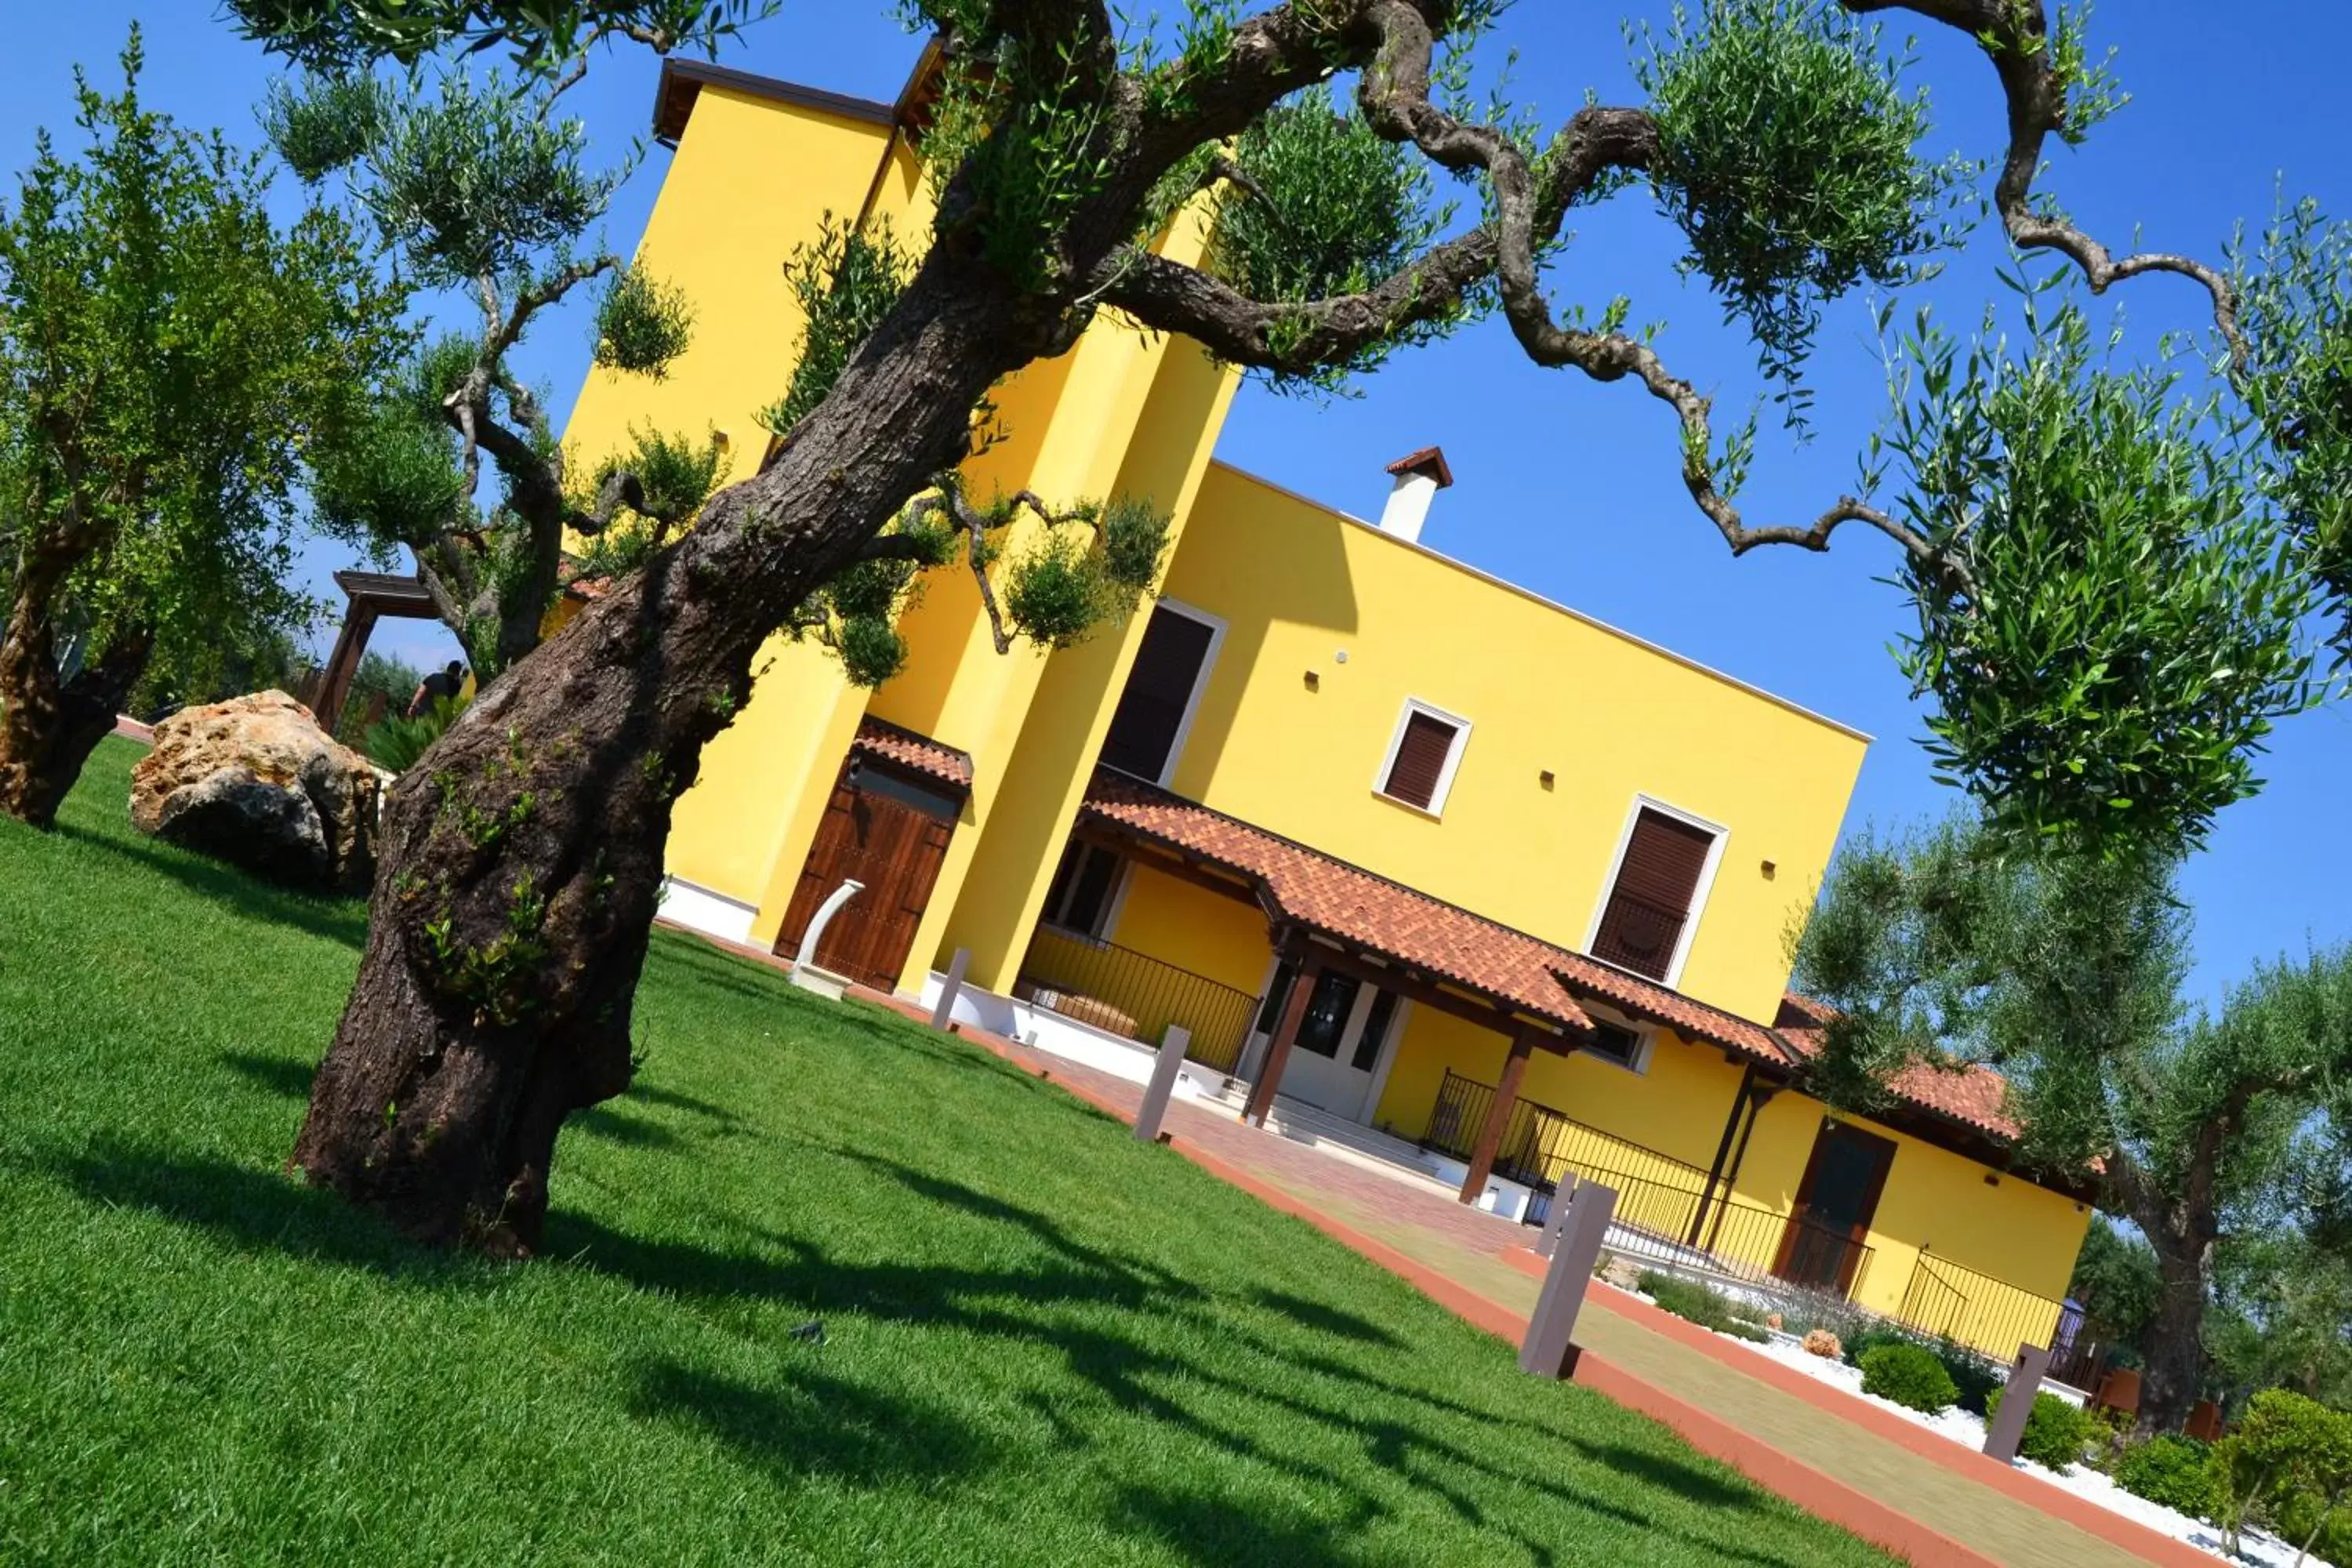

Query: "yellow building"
left=560, top=54, right=2099, bottom=1372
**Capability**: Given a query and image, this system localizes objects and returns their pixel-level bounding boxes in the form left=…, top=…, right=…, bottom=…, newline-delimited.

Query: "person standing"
left=405, top=660, right=466, bottom=720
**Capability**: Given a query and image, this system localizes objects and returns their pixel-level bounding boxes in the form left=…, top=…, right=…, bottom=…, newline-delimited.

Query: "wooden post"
left=1240, top=953, right=1319, bottom=1127
left=929, top=947, right=971, bottom=1031
left=1520, top=1178, right=1617, bottom=1379
left=1459, top=1026, right=1536, bottom=1206
left=1982, top=1344, right=2053, bottom=1462
left=313, top=604, right=379, bottom=734
left=1134, top=1025, right=1191, bottom=1143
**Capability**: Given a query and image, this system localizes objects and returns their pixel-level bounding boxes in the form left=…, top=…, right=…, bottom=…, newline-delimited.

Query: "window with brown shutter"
left=1380, top=707, right=1462, bottom=811
left=1100, top=605, right=1217, bottom=782
left=1590, top=807, right=1717, bottom=980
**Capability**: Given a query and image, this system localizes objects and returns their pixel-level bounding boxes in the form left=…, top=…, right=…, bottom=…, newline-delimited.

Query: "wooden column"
left=1458, top=1025, right=1537, bottom=1205
left=1240, top=952, right=1320, bottom=1127
left=312, top=604, right=379, bottom=732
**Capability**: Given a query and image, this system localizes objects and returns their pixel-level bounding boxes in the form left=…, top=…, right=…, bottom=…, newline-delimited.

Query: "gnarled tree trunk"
left=0, top=535, right=151, bottom=828
left=291, top=255, right=1062, bottom=1252
left=2139, top=1240, right=2214, bottom=1433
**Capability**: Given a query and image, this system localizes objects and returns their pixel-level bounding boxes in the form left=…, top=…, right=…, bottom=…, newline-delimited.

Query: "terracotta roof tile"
left=1775, top=993, right=2022, bottom=1142
left=853, top=717, right=973, bottom=789
left=1080, top=770, right=1790, bottom=1062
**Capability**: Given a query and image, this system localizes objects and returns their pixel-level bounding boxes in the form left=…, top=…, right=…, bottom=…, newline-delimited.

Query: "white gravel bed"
left=1633, top=1293, right=2328, bottom=1567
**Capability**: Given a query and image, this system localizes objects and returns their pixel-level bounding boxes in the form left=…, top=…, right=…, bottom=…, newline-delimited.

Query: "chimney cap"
left=1384, top=445, right=1454, bottom=489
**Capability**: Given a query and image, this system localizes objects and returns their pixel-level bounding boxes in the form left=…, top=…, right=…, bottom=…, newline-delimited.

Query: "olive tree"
left=223, top=0, right=2313, bottom=1256
left=1795, top=818, right=2352, bottom=1431
left=0, top=33, right=401, bottom=828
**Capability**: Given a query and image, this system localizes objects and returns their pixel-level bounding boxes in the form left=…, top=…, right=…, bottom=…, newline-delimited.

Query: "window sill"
left=1370, top=787, right=1445, bottom=822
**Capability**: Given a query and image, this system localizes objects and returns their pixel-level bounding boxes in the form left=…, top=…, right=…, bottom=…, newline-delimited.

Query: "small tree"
left=2212, top=1388, right=2352, bottom=1564
left=270, top=71, right=712, bottom=678
left=1796, top=818, right=2352, bottom=1432
left=0, top=33, right=401, bottom=827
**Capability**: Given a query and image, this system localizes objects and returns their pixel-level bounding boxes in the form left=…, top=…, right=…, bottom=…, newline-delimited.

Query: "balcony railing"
left=1421, top=1069, right=1874, bottom=1301
left=1588, top=889, right=1689, bottom=979
left=1015, top=926, right=1260, bottom=1075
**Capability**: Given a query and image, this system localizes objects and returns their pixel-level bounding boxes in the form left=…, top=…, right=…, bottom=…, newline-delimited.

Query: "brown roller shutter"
left=1591, top=808, right=1715, bottom=978
left=1381, top=710, right=1459, bottom=809
left=1100, top=606, right=1215, bottom=780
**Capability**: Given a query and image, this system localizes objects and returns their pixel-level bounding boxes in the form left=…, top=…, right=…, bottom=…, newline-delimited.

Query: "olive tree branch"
left=1844, top=0, right=2245, bottom=368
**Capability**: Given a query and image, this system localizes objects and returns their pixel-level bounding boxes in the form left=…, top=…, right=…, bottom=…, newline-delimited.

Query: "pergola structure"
left=1066, top=780, right=1599, bottom=1207
left=308, top=570, right=442, bottom=731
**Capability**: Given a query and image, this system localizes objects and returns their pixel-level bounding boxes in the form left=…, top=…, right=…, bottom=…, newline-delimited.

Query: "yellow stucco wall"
left=558, top=67, right=2089, bottom=1348
left=1155, top=464, right=1867, bottom=1025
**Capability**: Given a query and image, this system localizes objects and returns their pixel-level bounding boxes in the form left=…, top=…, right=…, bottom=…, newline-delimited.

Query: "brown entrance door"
left=1774, top=1120, right=1897, bottom=1296
left=774, top=759, right=960, bottom=990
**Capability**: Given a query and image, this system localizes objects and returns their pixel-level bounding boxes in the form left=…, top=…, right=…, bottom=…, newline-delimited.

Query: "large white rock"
left=129, top=691, right=380, bottom=892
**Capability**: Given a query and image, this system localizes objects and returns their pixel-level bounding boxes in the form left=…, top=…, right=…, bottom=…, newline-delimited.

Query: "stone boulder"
left=129, top=691, right=381, bottom=892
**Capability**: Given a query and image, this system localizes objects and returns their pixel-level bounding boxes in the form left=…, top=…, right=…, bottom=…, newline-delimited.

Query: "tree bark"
left=292, top=250, right=1065, bottom=1252
left=2139, top=1236, right=2214, bottom=1432
left=0, top=538, right=151, bottom=829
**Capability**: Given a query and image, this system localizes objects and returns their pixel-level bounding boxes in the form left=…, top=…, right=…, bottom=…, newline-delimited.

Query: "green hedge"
left=2111, top=1436, right=2215, bottom=1519
left=1986, top=1388, right=2098, bottom=1472
left=1858, top=1342, right=1959, bottom=1414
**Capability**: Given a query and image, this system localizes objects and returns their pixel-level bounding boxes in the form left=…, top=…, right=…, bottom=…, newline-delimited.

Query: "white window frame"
left=1372, top=698, right=1472, bottom=818
left=1575, top=1008, right=1657, bottom=1076
left=1138, top=596, right=1225, bottom=789
left=1581, top=793, right=1729, bottom=989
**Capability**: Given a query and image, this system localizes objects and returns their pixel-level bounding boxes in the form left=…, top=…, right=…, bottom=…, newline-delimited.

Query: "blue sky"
left=6, top=5, right=2348, bottom=1008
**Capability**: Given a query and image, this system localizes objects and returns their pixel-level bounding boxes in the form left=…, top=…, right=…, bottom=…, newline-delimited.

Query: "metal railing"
left=1894, top=1250, right=2075, bottom=1371
left=1589, top=890, right=1690, bottom=979
left=1015, top=926, right=1259, bottom=1075
left=1421, top=1069, right=1875, bottom=1301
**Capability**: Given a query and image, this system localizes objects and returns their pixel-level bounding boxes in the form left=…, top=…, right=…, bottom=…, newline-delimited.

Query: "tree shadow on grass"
left=49, top=1140, right=486, bottom=1288
left=1111, top=1483, right=1372, bottom=1566
left=54, top=822, right=368, bottom=949
left=216, top=1051, right=318, bottom=1100
left=1248, top=1287, right=1403, bottom=1348
left=628, top=1358, right=991, bottom=1489
left=570, top=1104, right=691, bottom=1151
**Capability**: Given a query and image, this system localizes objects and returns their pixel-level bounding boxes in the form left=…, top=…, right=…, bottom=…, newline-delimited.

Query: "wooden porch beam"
left=1240, top=948, right=1320, bottom=1128
left=1305, top=942, right=1575, bottom=1052
left=1458, top=1026, right=1538, bottom=1205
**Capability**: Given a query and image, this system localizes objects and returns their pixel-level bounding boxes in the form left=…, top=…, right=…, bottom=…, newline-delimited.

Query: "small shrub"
left=1934, top=1340, right=2005, bottom=1418
left=1859, top=1342, right=1960, bottom=1414
left=1987, top=1388, right=2099, bottom=1472
left=2111, top=1435, right=2215, bottom=1520
left=361, top=693, right=465, bottom=773
left=1802, top=1328, right=1842, bottom=1359
left=1638, top=1272, right=1766, bottom=1341
left=1764, top=1311, right=1784, bottom=1332
left=1842, top=1324, right=1918, bottom=1368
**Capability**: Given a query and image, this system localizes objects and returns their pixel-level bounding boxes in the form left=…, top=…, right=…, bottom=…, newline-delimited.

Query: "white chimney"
left=1377, top=446, right=1454, bottom=543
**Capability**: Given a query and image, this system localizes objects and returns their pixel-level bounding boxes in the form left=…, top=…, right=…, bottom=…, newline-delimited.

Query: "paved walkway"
left=689, top=946, right=2182, bottom=1566
left=1008, top=1044, right=2153, bottom=1568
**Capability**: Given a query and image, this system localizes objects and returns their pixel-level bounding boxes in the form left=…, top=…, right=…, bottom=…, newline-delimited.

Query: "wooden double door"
left=774, top=758, right=960, bottom=990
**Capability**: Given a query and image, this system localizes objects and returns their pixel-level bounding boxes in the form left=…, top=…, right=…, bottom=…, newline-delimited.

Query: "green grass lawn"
left=0, top=739, right=1893, bottom=1566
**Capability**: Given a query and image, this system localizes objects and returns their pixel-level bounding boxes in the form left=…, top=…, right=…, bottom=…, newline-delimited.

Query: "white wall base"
left=913, top=970, right=1231, bottom=1100
left=1422, top=1152, right=1536, bottom=1222
left=656, top=876, right=758, bottom=946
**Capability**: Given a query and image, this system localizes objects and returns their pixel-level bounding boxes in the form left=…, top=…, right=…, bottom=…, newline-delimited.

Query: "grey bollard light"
left=929, top=948, right=972, bottom=1032
left=1134, top=1025, right=1191, bottom=1143
left=1534, top=1174, right=1581, bottom=1258
left=1982, top=1343, right=2054, bottom=1462
left=1520, top=1178, right=1617, bottom=1380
